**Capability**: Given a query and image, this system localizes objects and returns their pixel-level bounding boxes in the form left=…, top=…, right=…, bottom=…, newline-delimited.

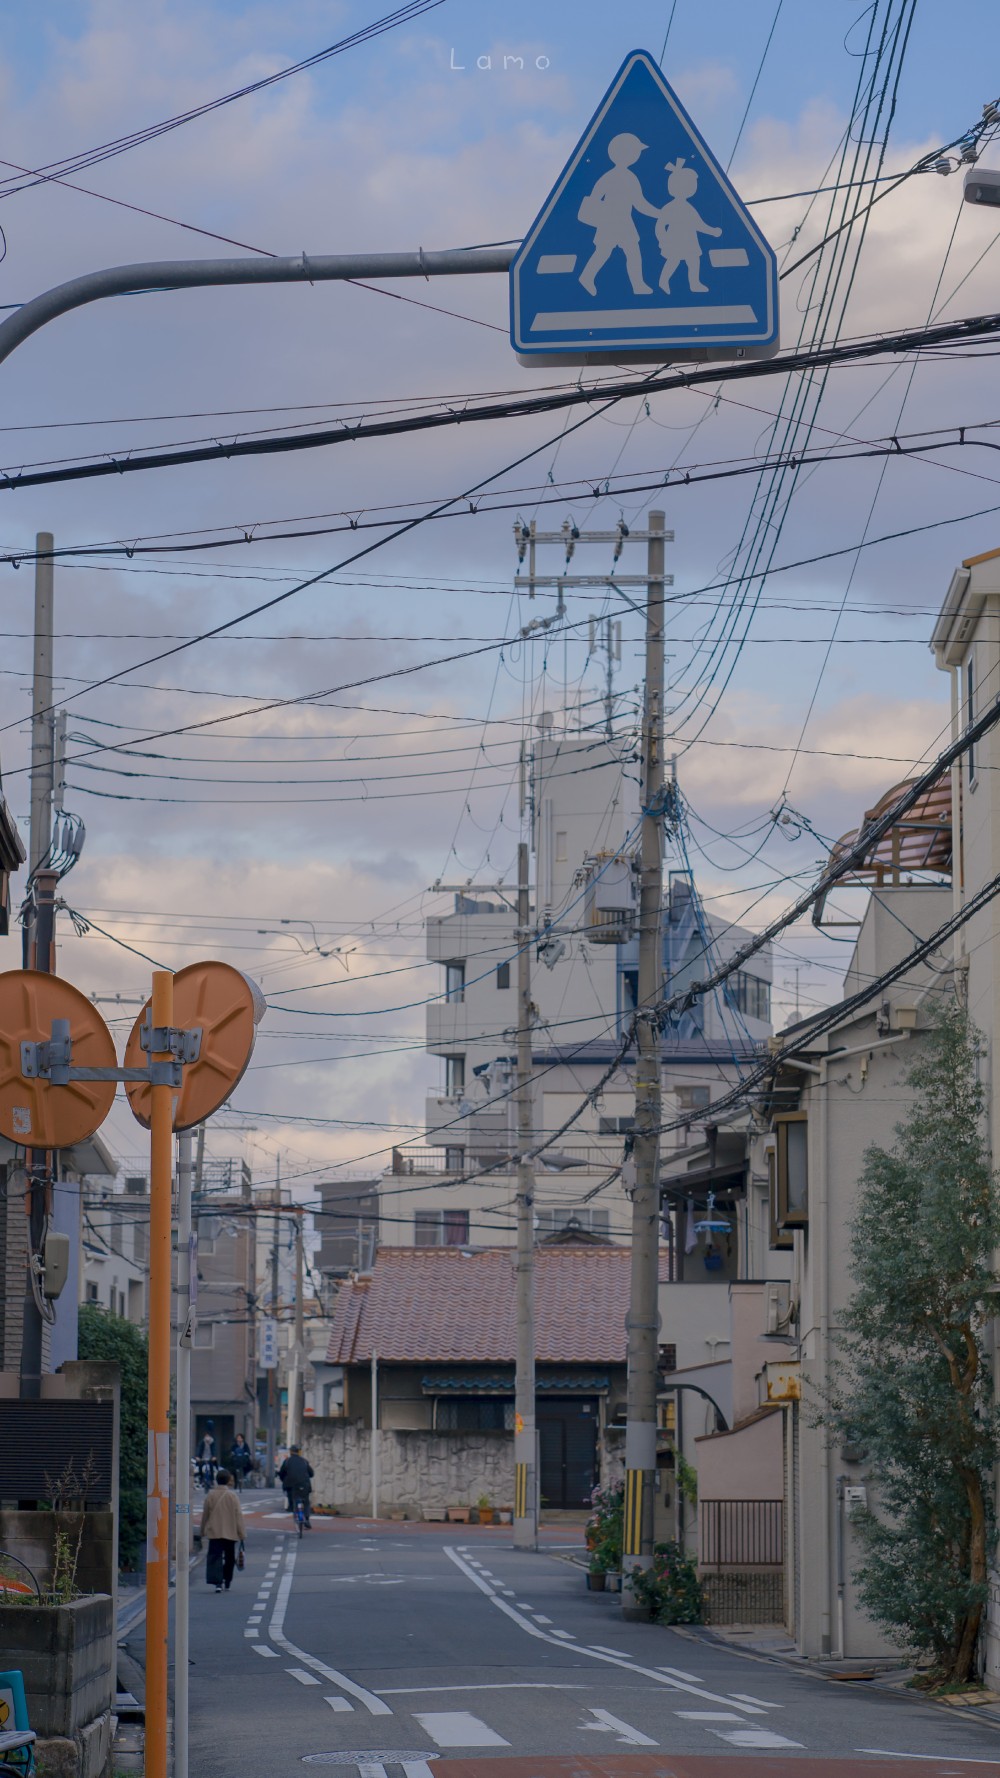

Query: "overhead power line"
left=0, top=308, right=999, bottom=496
left=0, top=3, right=445, bottom=199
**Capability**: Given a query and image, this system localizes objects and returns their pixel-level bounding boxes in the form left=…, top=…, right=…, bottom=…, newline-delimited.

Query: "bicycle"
left=292, top=1491, right=310, bottom=1536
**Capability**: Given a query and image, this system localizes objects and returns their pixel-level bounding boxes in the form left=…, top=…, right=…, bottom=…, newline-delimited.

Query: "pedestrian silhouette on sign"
left=655, top=158, right=721, bottom=295
left=577, top=132, right=660, bottom=297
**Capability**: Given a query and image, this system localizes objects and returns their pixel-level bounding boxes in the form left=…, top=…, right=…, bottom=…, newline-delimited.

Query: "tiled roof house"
left=323, top=1244, right=635, bottom=1507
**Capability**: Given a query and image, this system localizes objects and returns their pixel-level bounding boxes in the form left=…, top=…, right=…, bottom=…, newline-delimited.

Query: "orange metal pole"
left=146, top=970, right=174, bottom=1778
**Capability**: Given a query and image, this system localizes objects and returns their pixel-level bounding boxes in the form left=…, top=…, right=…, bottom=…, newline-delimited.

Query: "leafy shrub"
left=586, top=1479, right=623, bottom=1573
left=77, top=1303, right=148, bottom=1571
left=628, top=1540, right=704, bottom=1623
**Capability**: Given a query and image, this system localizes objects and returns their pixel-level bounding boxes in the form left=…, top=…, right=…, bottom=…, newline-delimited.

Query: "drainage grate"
left=302, top=1757, right=437, bottom=1767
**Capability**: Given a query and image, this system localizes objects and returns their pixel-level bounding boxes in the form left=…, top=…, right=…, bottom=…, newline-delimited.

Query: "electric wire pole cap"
left=510, top=48, right=779, bottom=367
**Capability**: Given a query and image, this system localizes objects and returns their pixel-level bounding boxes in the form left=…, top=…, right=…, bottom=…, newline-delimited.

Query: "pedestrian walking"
left=228, top=1433, right=253, bottom=1492
left=201, top=1469, right=247, bottom=1592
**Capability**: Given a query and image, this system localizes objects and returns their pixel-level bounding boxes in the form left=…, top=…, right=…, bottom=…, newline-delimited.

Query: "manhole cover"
left=302, top=1756, right=438, bottom=1766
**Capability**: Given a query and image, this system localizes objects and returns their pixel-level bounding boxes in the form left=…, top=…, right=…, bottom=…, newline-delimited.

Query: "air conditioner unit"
left=764, top=1280, right=791, bottom=1335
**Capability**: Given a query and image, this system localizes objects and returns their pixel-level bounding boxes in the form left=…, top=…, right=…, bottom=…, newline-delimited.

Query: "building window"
left=86, top=1282, right=99, bottom=1303
left=415, top=1209, right=470, bottom=1247
left=193, top=1321, right=215, bottom=1347
left=968, top=656, right=976, bottom=781
left=445, top=961, right=465, bottom=1004
left=445, top=1054, right=465, bottom=1096
left=621, top=968, right=639, bottom=1013
left=675, top=1085, right=711, bottom=1113
left=535, top=1207, right=610, bottom=1237
left=444, top=1146, right=465, bottom=1172
left=729, top=971, right=771, bottom=1022
left=436, top=1397, right=513, bottom=1432
left=496, top=961, right=510, bottom=990
left=774, top=1114, right=808, bottom=1228
left=555, top=830, right=568, bottom=862
left=598, top=1115, right=635, bottom=1135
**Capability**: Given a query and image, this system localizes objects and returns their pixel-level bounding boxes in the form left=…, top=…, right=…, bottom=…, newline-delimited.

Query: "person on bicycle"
left=228, top=1433, right=253, bottom=1492
left=196, top=1421, right=217, bottom=1491
left=278, top=1445, right=314, bottom=1528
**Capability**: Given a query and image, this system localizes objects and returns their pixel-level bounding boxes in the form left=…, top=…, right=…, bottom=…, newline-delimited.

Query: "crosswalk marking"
left=715, top=1728, right=804, bottom=1749
left=580, top=1708, right=656, bottom=1747
left=287, top=1667, right=322, bottom=1686
left=324, top=1697, right=354, bottom=1713
left=413, top=1711, right=510, bottom=1748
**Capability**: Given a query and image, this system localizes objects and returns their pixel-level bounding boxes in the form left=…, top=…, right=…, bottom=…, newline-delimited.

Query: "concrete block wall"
left=303, top=1419, right=514, bottom=1516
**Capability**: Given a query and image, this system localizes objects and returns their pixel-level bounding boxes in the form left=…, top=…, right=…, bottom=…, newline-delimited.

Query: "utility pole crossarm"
left=0, top=247, right=515, bottom=369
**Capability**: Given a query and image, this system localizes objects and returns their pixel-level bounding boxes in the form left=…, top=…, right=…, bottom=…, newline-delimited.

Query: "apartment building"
left=379, top=726, right=773, bottom=1249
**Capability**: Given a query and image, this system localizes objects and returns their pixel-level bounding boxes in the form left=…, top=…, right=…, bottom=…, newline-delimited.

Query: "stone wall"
left=0, top=1594, right=115, bottom=1778
left=303, top=1419, right=514, bottom=1515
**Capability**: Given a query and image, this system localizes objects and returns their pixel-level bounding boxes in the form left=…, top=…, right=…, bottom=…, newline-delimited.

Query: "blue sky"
left=0, top=1, right=995, bottom=1180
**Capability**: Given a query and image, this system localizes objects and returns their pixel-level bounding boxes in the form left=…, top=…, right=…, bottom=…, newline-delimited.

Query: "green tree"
left=824, top=1000, right=1000, bottom=1685
left=77, top=1303, right=148, bottom=1571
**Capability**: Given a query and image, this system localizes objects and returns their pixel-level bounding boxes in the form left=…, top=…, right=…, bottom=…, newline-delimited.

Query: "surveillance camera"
left=964, top=166, right=1000, bottom=207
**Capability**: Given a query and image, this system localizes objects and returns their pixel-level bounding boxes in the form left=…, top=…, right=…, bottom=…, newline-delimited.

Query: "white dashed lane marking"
left=325, top=1696, right=354, bottom=1713
left=287, top=1667, right=322, bottom=1686
left=251, top=1644, right=279, bottom=1657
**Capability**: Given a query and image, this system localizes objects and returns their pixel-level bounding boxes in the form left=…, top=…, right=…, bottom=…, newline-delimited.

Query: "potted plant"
left=476, top=1494, right=494, bottom=1525
left=584, top=1480, right=624, bottom=1591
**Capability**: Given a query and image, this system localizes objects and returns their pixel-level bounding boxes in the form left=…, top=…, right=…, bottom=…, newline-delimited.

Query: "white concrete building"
left=381, top=726, right=773, bottom=1252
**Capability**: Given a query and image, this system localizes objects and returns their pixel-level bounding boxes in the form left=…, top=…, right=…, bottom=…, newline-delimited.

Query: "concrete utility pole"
left=513, top=838, right=538, bottom=1551
left=173, top=1128, right=194, bottom=1778
left=288, top=1207, right=304, bottom=1446
left=623, top=510, right=667, bottom=1611
left=19, top=534, right=56, bottom=1399
left=266, top=1156, right=280, bottom=1484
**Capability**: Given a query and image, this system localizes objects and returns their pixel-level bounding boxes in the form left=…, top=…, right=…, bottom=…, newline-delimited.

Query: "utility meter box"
left=583, top=854, right=636, bottom=943
left=42, top=1229, right=71, bottom=1299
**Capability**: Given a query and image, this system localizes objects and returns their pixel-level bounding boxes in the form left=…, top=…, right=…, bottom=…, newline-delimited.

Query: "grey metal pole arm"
left=0, top=244, right=516, bottom=368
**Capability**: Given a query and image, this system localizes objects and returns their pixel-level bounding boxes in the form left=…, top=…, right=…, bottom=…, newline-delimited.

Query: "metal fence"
left=699, top=1498, right=784, bottom=1569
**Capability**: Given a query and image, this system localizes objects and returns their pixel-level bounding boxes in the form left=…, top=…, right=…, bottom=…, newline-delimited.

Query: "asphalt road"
left=174, top=1501, right=1000, bottom=1776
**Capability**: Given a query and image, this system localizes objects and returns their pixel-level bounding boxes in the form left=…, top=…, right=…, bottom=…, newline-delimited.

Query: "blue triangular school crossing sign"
left=510, top=49, right=779, bottom=366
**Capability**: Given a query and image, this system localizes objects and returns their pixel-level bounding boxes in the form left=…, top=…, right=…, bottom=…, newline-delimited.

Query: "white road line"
left=533, top=1615, right=553, bottom=1625
left=659, top=1666, right=702, bottom=1682
left=715, top=1728, right=803, bottom=1749
left=675, top=1711, right=746, bottom=1721
left=857, top=1756, right=1000, bottom=1764
left=400, top=1762, right=437, bottom=1778
left=251, top=1645, right=279, bottom=1657
left=442, top=1545, right=765, bottom=1715
left=414, top=1711, right=510, bottom=1748
left=324, top=1696, right=354, bottom=1712
left=551, top=1630, right=575, bottom=1639
left=379, top=1685, right=585, bottom=1694
left=243, top=1628, right=258, bottom=1639
left=730, top=1692, right=781, bottom=1709
left=580, top=1708, right=656, bottom=1746
left=268, top=1542, right=392, bottom=1716
left=286, top=1668, right=322, bottom=1686
left=357, top=1762, right=388, bottom=1778
left=590, top=1645, right=630, bottom=1657
left=499, top=1589, right=516, bottom=1597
